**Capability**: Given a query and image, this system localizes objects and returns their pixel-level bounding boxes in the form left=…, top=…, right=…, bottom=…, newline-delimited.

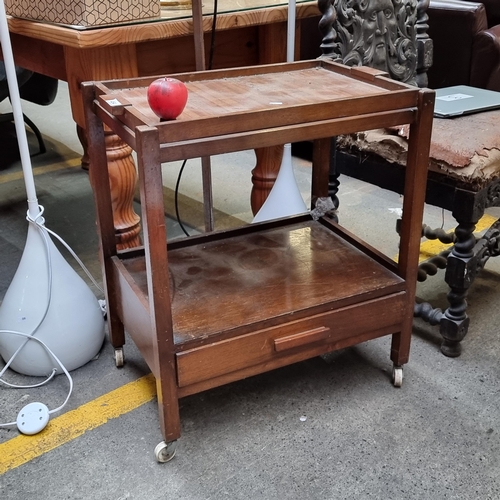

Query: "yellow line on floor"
left=0, top=158, right=82, bottom=185
left=0, top=373, right=156, bottom=475
left=418, top=213, right=498, bottom=262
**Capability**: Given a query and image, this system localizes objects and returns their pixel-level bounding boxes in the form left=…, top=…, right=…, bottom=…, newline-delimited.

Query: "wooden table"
left=82, top=60, right=435, bottom=461
left=7, top=0, right=320, bottom=248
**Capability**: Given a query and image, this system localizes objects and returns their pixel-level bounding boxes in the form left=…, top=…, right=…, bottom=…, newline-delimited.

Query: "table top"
left=96, top=60, right=418, bottom=136
left=7, top=0, right=319, bottom=49
left=92, top=60, right=421, bottom=161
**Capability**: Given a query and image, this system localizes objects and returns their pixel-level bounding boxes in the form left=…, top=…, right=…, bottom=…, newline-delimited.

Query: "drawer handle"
left=274, top=326, right=331, bottom=352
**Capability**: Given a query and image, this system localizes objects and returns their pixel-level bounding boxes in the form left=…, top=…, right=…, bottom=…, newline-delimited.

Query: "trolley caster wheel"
left=392, top=365, right=403, bottom=388
left=155, top=440, right=177, bottom=463
left=114, top=348, right=124, bottom=368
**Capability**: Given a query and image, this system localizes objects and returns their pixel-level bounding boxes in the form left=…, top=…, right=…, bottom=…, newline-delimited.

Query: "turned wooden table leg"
left=251, top=145, right=284, bottom=215
left=440, top=219, right=477, bottom=357
left=104, top=130, right=141, bottom=249
left=85, top=123, right=141, bottom=249
left=251, top=19, right=290, bottom=215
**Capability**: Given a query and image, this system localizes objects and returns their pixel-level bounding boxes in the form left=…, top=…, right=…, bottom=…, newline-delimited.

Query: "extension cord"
left=0, top=208, right=105, bottom=435
left=16, top=402, right=50, bottom=435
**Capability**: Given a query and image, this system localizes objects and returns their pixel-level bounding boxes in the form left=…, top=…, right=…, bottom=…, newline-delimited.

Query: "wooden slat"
left=392, top=88, right=436, bottom=366
left=81, top=82, right=125, bottom=349
left=94, top=105, right=138, bottom=152
left=135, top=125, right=182, bottom=441
left=157, top=109, right=416, bottom=162
left=99, top=90, right=416, bottom=144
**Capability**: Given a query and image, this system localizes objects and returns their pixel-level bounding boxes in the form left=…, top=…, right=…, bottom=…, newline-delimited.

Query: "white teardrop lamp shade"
left=0, top=223, right=105, bottom=376
left=252, top=143, right=308, bottom=223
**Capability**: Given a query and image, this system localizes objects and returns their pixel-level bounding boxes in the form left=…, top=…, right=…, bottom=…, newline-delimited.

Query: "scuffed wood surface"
left=102, top=66, right=395, bottom=124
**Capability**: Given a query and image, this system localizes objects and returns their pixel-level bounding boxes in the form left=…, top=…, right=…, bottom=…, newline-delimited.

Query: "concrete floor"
left=1, top=82, right=500, bottom=499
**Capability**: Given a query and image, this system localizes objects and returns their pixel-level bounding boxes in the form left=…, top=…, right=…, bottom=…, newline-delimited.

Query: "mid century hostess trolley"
left=82, top=59, right=434, bottom=461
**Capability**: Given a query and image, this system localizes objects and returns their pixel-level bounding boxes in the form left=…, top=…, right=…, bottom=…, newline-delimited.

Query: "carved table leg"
left=251, top=145, right=284, bottom=215
left=104, top=131, right=141, bottom=249
left=250, top=20, right=293, bottom=215
left=86, top=125, right=141, bottom=250
left=440, top=220, right=477, bottom=357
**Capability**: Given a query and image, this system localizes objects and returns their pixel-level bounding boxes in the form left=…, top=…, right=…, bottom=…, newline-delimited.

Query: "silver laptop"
left=434, top=85, right=500, bottom=118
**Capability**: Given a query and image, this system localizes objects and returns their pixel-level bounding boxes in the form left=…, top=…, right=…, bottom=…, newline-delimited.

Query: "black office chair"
left=0, top=63, right=58, bottom=155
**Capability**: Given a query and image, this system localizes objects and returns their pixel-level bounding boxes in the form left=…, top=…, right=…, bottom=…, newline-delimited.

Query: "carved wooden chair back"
left=317, top=0, right=432, bottom=87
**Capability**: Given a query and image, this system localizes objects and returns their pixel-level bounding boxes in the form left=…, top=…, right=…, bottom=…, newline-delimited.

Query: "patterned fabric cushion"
left=338, top=109, right=500, bottom=189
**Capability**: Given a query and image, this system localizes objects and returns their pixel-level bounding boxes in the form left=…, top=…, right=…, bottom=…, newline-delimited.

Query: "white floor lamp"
left=252, top=0, right=308, bottom=223
left=0, top=0, right=105, bottom=377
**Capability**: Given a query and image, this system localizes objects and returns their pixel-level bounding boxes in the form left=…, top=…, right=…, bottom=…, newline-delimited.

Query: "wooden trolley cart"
left=82, top=60, right=434, bottom=461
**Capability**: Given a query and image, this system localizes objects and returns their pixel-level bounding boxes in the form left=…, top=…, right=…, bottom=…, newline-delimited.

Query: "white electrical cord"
left=0, top=205, right=104, bottom=431
left=0, top=0, right=103, bottom=433
left=0, top=332, right=74, bottom=428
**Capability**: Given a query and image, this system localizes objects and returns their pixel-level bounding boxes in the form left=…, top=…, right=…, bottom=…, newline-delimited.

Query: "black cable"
left=175, top=159, right=190, bottom=237
left=174, top=0, right=219, bottom=236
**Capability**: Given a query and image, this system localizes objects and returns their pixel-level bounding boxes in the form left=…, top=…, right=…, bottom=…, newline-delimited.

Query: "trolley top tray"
left=93, top=60, right=420, bottom=148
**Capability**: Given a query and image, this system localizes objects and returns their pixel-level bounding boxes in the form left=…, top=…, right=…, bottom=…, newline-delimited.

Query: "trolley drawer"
left=176, top=292, right=406, bottom=389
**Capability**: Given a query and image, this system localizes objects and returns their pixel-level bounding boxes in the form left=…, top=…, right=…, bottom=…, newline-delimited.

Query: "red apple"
left=147, top=77, right=188, bottom=120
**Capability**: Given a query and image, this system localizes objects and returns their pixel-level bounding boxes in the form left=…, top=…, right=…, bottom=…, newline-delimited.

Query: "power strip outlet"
left=16, top=402, right=50, bottom=435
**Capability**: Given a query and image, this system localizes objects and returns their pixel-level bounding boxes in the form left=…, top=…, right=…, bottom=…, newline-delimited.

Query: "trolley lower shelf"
left=113, top=216, right=407, bottom=397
